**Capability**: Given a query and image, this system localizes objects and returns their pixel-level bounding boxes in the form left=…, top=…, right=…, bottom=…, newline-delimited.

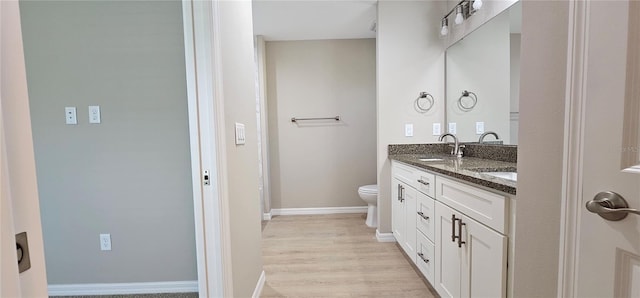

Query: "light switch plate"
left=432, top=123, right=441, bottom=136
left=448, top=123, right=457, bottom=134
left=65, top=107, right=77, bottom=125
left=88, top=106, right=101, bottom=124
left=405, top=123, right=414, bottom=137
left=235, top=123, right=246, bottom=145
left=476, top=122, right=485, bottom=135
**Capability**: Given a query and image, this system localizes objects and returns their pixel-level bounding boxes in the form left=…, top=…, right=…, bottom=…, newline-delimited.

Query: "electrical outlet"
left=405, top=123, right=414, bottom=137
left=65, top=107, right=77, bottom=125
left=476, top=122, right=485, bottom=134
left=88, top=106, right=101, bottom=124
left=100, top=234, right=111, bottom=251
left=448, top=123, right=457, bottom=134
left=432, top=123, right=441, bottom=136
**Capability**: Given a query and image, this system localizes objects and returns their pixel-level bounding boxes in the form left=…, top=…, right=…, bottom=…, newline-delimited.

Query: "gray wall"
left=20, top=1, right=197, bottom=284
left=266, top=39, right=377, bottom=210
left=217, top=1, right=264, bottom=296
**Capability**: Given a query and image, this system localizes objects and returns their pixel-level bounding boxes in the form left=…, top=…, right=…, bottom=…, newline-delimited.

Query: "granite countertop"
left=389, top=153, right=517, bottom=195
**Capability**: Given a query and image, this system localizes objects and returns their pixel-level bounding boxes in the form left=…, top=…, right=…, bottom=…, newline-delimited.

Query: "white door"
left=565, top=1, right=640, bottom=297
left=435, top=202, right=463, bottom=298
left=392, top=179, right=406, bottom=245
left=1, top=1, right=49, bottom=296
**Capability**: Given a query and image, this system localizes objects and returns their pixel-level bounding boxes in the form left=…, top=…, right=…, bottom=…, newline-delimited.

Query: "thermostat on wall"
left=235, top=123, right=246, bottom=145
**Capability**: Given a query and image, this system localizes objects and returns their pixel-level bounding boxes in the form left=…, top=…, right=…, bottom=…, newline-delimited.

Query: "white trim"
left=271, top=206, right=367, bottom=216
left=263, top=211, right=272, bottom=221
left=558, top=1, right=589, bottom=297
left=251, top=271, right=266, bottom=298
left=181, top=2, right=211, bottom=297
left=182, top=1, right=232, bottom=297
left=48, top=281, right=198, bottom=296
left=375, top=230, right=397, bottom=243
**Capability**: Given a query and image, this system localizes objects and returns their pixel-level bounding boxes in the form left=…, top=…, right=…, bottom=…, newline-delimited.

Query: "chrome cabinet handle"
left=417, top=252, right=429, bottom=264
left=417, top=211, right=429, bottom=220
left=586, top=191, right=640, bottom=221
left=399, top=185, right=405, bottom=202
left=397, top=184, right=401, bottom=201
left=451, top=214, right=458, bottom=242
left=417, top=179, right=430, bottom=186
left=457, top=219, right=466, bottom=248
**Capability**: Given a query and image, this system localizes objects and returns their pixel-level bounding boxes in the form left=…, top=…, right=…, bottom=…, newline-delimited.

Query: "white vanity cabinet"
left=435, top=201, right=507, bottom=298
left=391, top=160, right=512, bottom=298
left=391, top=178, right=417, bottom=262
left=391, top=161, right=437, bottom=283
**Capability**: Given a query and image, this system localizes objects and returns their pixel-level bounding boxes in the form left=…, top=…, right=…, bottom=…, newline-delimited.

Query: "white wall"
left=0, top=1, right=48, bottom=296
left=376, top=1, right=447, bottom=234
left=217, top=1, right=264, bottom=296
left=513, top=1, right=568, bottom=296
left=266, top=39, right=377, bottom=209
left=446, top=12, right=511, bottom=143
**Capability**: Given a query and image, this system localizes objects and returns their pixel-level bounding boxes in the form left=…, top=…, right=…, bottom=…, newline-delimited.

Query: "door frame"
left=557, top=0, right=589, bottom=296
left=182, top=1, right=233, bottom=297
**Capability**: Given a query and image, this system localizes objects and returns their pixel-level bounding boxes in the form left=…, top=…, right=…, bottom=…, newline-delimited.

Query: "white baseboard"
left=376, top=229, right=396, bottom=243
left=252, top=270, right=266, bottom=298
left=271, top=206, right=367, bottom=216
left=262, top=212, right=272, bottom=221
left=48, top=281, right=198, bottom=296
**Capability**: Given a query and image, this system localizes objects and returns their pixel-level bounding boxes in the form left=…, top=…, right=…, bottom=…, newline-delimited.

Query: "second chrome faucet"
left=439, top=133, right=464, bottom=157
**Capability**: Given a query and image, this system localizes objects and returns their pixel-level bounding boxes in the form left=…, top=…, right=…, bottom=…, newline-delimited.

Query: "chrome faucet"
left=439, top=133, right=464, bottom=157
left=478, top=131, right=500, bottom=144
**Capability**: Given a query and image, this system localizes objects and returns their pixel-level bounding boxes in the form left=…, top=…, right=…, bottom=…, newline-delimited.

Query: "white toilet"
left=358, top=184, right=378, bottom=228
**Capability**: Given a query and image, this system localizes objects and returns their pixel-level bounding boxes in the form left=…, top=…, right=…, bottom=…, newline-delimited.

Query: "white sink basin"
left=483, top=172, right=517, bottom=181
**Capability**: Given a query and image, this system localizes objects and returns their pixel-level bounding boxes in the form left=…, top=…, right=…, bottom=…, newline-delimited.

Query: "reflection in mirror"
left=446, top=2, right=521, bottom=145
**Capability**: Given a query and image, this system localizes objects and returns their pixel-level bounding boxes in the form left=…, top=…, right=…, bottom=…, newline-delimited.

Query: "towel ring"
left=415, top=92, right=435, bottom=113
left=458, top=90, right=477, bottom=112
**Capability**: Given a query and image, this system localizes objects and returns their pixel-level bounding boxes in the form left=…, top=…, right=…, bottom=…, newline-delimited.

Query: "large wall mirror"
left=445, top=1, right=521, bottom=145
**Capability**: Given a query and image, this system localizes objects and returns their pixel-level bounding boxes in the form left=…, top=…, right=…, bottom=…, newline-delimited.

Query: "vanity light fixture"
left=439, top=0, right=483, bottom=34
left=440, top=18, right=449, bottom=36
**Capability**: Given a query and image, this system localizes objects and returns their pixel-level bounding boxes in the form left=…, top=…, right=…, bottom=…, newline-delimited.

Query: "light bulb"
left=440, top=18, right=449, bottom=36
left=441, top=25, right=448, bottom=36
left=455, top=12, right=464, bottom=24
left=473, top=0, right=483, bottom=10
left=454, top=6, right=464, bottom=25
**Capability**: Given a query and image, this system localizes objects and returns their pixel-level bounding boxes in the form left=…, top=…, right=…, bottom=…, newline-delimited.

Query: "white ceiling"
left=252, top=0, right=378, bottom=41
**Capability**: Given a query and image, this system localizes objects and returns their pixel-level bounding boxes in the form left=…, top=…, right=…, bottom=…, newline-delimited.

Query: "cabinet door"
left=391, top=179, right=405, bottom=245
left=461, top=213, right=507, bottom=298
left=435, top=202, right=463, bottom=298
left=403, top=185, right=417, bottom=262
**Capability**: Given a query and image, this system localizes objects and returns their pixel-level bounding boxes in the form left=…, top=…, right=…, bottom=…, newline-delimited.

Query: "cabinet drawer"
left=416, top=231, right=435, bottom=284
left=436, top=176, right=508, bottom=234
left=416, top=192, right=435, bottom=241
left=392, top=161, right=416, bottom=186
left=415, top=170, right=436, bottom=198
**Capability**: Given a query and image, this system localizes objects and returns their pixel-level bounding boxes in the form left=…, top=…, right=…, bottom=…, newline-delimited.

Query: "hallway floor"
left=260, top=214, right=436, bottom=297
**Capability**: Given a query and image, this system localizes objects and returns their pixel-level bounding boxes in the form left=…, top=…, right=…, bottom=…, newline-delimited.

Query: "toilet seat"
left=358, top=184, right=378, bottom=194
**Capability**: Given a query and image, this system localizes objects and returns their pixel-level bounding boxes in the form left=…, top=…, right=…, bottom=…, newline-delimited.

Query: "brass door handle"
left=586, top=191, right=640, bottom=221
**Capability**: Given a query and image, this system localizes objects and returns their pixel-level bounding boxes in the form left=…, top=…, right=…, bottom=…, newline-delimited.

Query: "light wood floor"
left=260, top=214, right=437, bottom=297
